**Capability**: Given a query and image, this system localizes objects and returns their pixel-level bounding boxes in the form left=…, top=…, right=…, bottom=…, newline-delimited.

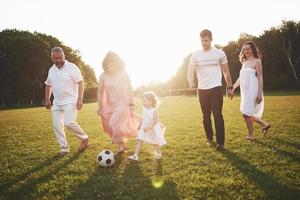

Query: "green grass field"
left=0, top=94, right=300, bottom=200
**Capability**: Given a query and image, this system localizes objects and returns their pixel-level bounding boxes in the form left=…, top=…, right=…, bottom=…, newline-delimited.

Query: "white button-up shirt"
left=45, top=60, right=83, bottom=105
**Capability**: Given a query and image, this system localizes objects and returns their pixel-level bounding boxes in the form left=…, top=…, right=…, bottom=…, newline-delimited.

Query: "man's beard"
left=55, top=62, right=64, bottom=68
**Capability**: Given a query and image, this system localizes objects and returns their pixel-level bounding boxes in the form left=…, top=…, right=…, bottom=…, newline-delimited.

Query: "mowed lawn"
left=0, top=94, right=300, bottom=200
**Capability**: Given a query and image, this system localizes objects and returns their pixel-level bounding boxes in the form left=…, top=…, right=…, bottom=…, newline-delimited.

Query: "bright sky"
left=1, top=0, right=300, bottom=88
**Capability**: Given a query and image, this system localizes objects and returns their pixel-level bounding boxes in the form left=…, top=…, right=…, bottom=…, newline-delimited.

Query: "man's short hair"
left=51, top=47, right=64, bottom=56
left=200, top=29, right=212, bottom=40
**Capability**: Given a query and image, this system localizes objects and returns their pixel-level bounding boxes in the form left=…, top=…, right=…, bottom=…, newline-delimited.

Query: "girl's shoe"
left=128, top=154, right=139, bottom=161
left=154, top=153, right=162, bottom=160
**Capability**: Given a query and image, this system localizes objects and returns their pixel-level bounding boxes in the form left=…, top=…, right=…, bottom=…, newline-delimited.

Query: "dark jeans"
left=198, top=86, right=225, bottom=145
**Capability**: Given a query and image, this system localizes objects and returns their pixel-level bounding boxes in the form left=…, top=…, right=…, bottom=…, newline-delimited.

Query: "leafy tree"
left=0, top=29, right=98, bottom=106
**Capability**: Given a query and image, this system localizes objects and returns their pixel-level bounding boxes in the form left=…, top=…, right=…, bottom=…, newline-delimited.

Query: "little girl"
left=128, top=91, right=167, bottom=161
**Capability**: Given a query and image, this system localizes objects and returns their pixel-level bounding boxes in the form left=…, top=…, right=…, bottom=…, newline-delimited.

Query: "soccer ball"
left=97, top=150, right=115, bottom=167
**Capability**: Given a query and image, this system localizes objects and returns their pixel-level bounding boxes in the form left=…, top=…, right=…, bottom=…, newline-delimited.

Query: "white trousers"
left=51, top=103, right=88, bottom=152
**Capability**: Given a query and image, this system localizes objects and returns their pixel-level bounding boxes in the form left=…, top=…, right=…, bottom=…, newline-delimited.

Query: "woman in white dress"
left=233, top=41, right=270, bottom=140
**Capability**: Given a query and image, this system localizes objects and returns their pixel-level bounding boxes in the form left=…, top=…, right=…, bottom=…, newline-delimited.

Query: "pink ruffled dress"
left=99, top=70, right=140, bottom=144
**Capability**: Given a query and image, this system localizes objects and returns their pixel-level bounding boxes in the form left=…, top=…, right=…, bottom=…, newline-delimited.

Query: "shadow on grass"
left=272, top=137, right=300, bottom=151
left=254, top=140, right=300, bottom=163
left=2, top=150, right=83, bottom=199
left=67, top=156, right=179, bottom=200
left=0, top=153, right=61, bottom=193
left=221, top=148, right=300, bottom=200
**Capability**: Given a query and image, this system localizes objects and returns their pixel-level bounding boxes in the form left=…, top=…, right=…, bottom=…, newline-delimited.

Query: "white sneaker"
left=60, top=150, right=69, bottom=156
left=154, top=153, right=162, bottom=160
left=128, top=154, right=139, bottom=161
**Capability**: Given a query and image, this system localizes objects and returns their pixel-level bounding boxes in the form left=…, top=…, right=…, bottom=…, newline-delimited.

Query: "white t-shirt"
left=188, top=48, right=227, bottom=90
left=45, top=60, right=83, bottom=105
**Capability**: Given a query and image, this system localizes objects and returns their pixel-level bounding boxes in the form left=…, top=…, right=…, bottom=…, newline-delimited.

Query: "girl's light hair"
left=142, top=91, right=160, bottom=108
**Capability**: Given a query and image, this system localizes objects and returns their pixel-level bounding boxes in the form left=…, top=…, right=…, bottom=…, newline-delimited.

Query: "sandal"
left=79, top=138, right=89, bottom=152
left=246, top=136, right=255, bottom=141
left=116, top=146, right=127, bottom=154
left=262, top=124, right=271, bottom=136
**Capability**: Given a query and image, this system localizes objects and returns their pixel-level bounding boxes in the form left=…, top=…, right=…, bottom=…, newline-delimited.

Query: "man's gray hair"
left=51, top=47, right=64, bottom=56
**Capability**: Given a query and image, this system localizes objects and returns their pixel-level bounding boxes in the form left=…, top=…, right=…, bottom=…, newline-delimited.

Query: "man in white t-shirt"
left=45, top=47, right=89, bottom=156
left=187, top=29, right=233, bottom=150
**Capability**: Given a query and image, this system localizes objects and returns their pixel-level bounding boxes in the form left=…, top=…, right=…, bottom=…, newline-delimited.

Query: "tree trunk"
left=287, top=56, right=300, bottom=87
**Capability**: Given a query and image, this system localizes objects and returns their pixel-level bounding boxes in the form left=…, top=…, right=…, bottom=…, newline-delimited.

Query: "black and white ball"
left=97, top=150, right=115, bottom=167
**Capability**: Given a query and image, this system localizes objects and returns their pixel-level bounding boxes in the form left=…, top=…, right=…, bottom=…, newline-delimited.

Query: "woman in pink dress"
left=97, top=51, right=140, bottom=153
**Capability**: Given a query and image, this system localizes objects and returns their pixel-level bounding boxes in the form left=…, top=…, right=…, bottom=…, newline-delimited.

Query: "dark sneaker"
left=216, top=144, right=224, bottom=151
left=207, top=140, right=213, bottom=147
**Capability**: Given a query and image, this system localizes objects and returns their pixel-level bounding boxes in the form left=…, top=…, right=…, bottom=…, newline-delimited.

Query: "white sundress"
left=239, top=61, right=264, bottom=118
left=137, top=107, right=167, bottom=147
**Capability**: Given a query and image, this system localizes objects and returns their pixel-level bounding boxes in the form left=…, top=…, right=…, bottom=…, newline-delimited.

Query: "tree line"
left=0, top=29, right=98, bottom=106
left=1, top=20, right=299, bottom=106
left=136, top=20, right=300, bottom=95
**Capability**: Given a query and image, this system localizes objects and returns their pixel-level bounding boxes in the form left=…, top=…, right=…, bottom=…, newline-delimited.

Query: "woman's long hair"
left=102, top=51, right=125, bottom=72
left=239, top=41, right=262, bottom=63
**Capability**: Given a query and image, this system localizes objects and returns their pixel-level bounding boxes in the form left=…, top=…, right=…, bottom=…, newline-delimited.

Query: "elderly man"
left=45, top=47, right=88, bottom=156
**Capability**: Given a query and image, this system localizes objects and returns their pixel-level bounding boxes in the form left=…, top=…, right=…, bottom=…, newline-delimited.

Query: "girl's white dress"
left=239, top=61, right=264, bottom=118
left=137, top=107, right=167, bottom=147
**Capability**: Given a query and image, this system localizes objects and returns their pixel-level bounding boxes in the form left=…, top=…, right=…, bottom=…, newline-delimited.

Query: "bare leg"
left=153, top=144, right=162, bottom=160
left=153, top=144, right=161, bottom=155
left=243, top=115, right=254, bottom=138
left=117, top=142, right=126, bottom=153
left=134, top=140, right=143, bottom=156
left=251, top=116, right=269, bottom=128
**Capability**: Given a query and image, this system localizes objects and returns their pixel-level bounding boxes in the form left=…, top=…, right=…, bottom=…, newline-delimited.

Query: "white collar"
left=54, top=60, right=68, bottom=71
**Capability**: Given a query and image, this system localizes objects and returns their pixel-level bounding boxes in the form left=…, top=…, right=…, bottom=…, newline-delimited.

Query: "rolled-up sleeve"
left=71, top=65, right=83, bottom=83
left=187, top=53, right=196, bottom=85
left=45, top=73, right=51, bottom=86
left=219, top=50, right=228, bottom=64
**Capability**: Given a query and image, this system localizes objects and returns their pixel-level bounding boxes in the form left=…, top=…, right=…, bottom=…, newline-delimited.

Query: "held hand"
left=189, top=83, right=196, bottom=90
left=76, top=99, right=83, bottom=111
left=96, top=109, right=102, bottom=116
left=45, top=100, right=52, bottom=110
left=256, top=95, right=262, bottom=104
left=227, top=89, right=234, bottom=100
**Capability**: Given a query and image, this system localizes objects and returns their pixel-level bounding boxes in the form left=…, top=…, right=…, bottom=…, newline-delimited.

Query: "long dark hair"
left=239, top=41, right=261, bottom=63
